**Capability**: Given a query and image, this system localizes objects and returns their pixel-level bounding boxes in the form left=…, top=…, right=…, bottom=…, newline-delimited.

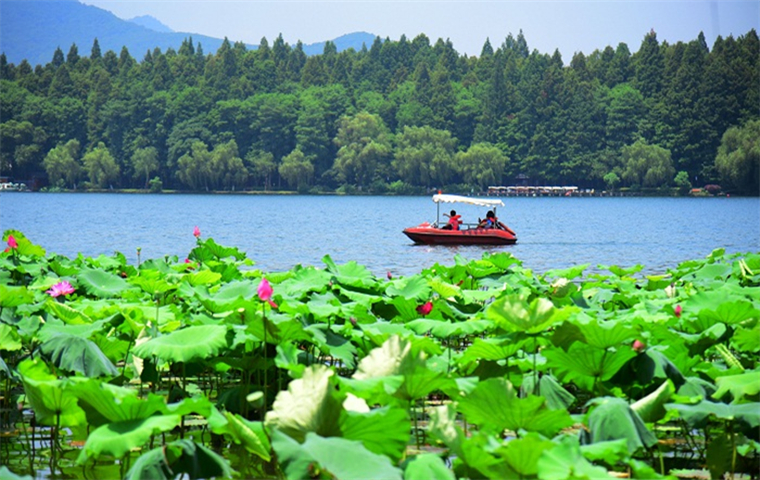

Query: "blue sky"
left=81, top=0, right=759, bottom=59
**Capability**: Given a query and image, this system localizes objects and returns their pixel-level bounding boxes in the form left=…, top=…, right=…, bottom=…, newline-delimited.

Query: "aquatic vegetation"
left=1, top=229, right=759, bottom=479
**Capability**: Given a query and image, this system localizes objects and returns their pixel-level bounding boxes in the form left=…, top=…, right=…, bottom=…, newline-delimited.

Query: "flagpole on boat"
left=436, top=190, right=441, bottom=227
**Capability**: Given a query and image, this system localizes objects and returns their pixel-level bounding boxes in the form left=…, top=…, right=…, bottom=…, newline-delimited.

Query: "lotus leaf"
left=486, top=294, right=559, bottom=334
left=0, top=466, right=33, bottom=480
left=538, top=436, right=617, bottom=480
left=70, top=379, right=166, bottom=427
left=272, top=430, right=403, bottom=480
left=2, top=231, right=45, bottom=257
left=184, top=270, right=222, bottom=286
left=77, top=415, right=182, bottom=463
left=428, top=277, right=462, bottom=299
left=339, top=406, right=410, bottom=462
left=713, top=370, right=760, bottom=403
left=386, top=275, right=431, bottom=300
left=459, top=336, right=525, bottom=363
left=18, top=359, right=86, bottom=427
left=406, top=318, right=490, bottom=339
left=631, top=380, right=675, bottom=423
left=521, top=374, right=576, bottom=410
left=456, top=377, right=573, bottom=436
left=39, top=332, right=118, bottom=377
left=578, top=438, right=630, bottom=464
left=666, top=401, right=760, bottom=430
left=77, top=268, right=133, bottom=298
left=0, top=323, right=21, bottom=351
left=265, top=365, right=343, bottom=442
left=210, top=411, right=271, bottom=461
left=494, top=432, right=556, bottom=477
left=576, top=319, right=637, bottom=350
left=582, top=397, right=657, bottom=451
left=276, top=266, right=331, bottom=298
left=323, top=255, right=375, bottom=288
left=132, top=324, right=228, bottom=363
left=403, top=454, right=456, bottom=480
left=0, top=285, right=34, bottom=307
left=543, top=343, right=637, bottom=392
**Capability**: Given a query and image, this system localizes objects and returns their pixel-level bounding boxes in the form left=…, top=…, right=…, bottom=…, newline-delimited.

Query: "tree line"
left=1, top=29, right=758, bottom=194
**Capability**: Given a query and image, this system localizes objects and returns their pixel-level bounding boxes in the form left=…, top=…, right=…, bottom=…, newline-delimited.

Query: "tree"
left=333, top=112, right=392, bottom=186
left=131, top=146, right=159, bottom=188
left=82, top=142, right=120, bottom=188
left=177, top=141, right=212, bottom=191
left=393, top=125, right=458, bottom=187
left=43, top=139, right=81, bottom=188
left=673, top=170, right=692, bottom=195
left=714, top=119, right=760, bottom=194
left=278, top=148, right=314, bottom=191
left=457, top=143, right=507, bottom=189
left=210, top=139, right=247, bottom=190
left=620, top=139, right=675, bottom=188
left=246, top=150, right=276, bottom=190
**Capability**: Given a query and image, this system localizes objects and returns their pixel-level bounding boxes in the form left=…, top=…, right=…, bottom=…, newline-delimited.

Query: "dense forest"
left=1, top=29, right=758, bottom=194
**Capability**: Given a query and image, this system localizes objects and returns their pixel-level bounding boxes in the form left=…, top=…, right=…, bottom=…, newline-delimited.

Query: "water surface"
left=1, top=193, right=757, bottom=276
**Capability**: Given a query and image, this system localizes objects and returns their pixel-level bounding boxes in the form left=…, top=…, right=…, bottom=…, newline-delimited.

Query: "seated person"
left=442, top=210, right=462, bottom=230
left=478, top=210, right=497, bottom=228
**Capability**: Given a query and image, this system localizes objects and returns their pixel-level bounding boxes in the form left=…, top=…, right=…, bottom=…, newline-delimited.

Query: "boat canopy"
left=432, top=194, right=504, bottom=208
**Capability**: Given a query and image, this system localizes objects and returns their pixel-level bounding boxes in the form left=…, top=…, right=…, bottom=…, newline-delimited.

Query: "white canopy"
left=432, top=194, right=504, bottom=208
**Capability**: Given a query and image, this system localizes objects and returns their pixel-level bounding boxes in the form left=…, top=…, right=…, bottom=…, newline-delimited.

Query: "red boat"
left=403, top=194, right=517, bottom=245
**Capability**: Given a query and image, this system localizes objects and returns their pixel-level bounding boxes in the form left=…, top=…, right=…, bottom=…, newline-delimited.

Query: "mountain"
left=0, top=0, right=378, bottom=66
left=128, top=15, right=173, bottom=33
left=302, top=32, right=379, bottom=55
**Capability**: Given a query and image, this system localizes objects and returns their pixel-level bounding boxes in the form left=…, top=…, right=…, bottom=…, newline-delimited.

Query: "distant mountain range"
left=0, top=0, right=378, bottom=66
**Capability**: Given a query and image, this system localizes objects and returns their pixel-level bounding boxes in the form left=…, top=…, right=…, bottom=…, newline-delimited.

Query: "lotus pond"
left=0, top=229, right=758, bottom=480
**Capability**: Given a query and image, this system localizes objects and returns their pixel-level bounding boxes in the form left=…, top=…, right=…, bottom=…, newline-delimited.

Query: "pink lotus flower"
left=416, top=301, right=433, bottom=316
left=193, top=226, right=201, bottom=238
left=674, top=305, right=682, bottom=318
left=7, top=235, right=18, bottom=249
left=632, top=339, right=646, bottom=353
left=257, top=278, right=278, bottom=308
left=387, top=271, right=393, bottom=280
left=46, top=281, right=75, bottom=298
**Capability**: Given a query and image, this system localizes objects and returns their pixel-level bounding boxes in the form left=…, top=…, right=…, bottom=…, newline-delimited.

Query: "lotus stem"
left=262, top=303, right=268, bottom=419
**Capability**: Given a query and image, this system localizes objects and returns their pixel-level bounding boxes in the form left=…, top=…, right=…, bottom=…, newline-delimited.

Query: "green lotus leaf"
left=386, top=275, right=431, bottom=301
left=17, top=359, right=86, bottom=427
left=494, top=432, right=556, bottom=478
left=0, top=323, right=21, bottom=351
left=429, top=277, right=462, bottom=299
left=3, top=230, right=45, bottom=257
left=353, top=335, right=450, bottom=401
left=132, top=324, right=228, bottom=364
left=70, top=379, right=166, bottom=427
left=543, top=343, right=637, bottom=392
left=276, top=266, right=331, bottom=298
left=272, top=430, right=403, bottom=480
left=39, top=332, right=118, bottom=377
left=0, top=466, right=33, bottom=480
left=339, top=406, right=410, bottom=462
left=306, top=292, right=342, bottom=318
left=712, top=370, right=760, bottom=403
left=666, top=400, right=760, bottom=429
left=322, top=255, right=375, bottom=288
left=486, top=294, right=559, bottom=334
left=406, top=319, right=490, bottom=339
left=190, top=237, right=246, bottom=261
left=305, top=324, right=357, bottom=369
left=77, top=415, right=182, bottom=464
left=538, top=436, right=617, bottom=480
left=403, top=454, right=456, bottom=480
left=128, top=275, right=177, bottom=295
left=78, top=268, right=133, bottom=298
left=579, top=438, right=630, bottom=464
left=460, top=336, right=525, bottom=363
left=210, top=411, right=271, bottom=461
left=457, top=377, right=573, bottom=436
left=732, top=324, right=760, bottom=353
left=521, top=374, right=576, bottom=411
left=0, top=284, right=34, bottom=307
left=265, top=365, right=343, bottom=442
left=631, top=380, right=676, bottom=423
left=576, top=319, right=637, bottom=350
left=543, top=264, right=589, bottom=280
left=44, top=301, right=97, bottom=325
left=184, top=269, right=222, bottom=286
left=582, top=397, right=657, bottom=451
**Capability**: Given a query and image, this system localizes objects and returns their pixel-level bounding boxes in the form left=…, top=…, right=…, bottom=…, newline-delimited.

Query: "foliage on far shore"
left=1, top=29, right=758, bottom=194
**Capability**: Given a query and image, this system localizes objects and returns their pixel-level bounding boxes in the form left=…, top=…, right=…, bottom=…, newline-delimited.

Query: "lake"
left=1, top=192, right=758, bottom=276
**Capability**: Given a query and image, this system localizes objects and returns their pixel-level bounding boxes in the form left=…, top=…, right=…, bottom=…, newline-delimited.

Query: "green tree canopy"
left=82, top=142, right=119, bottom=188
left=715, top=119, right=760, bottom=194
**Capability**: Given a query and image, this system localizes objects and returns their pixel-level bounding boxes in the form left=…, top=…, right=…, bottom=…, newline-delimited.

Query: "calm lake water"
left=1, top=192, right=758, bottom=276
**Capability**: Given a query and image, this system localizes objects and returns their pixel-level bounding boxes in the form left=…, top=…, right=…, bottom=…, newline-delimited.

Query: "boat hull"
left=403, top=226, right=517, bottom=245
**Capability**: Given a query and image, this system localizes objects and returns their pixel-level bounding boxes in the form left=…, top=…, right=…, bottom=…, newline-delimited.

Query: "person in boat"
left=478, top=210, right=517, bottom=235
left=442, top=210, right=462, bottom=230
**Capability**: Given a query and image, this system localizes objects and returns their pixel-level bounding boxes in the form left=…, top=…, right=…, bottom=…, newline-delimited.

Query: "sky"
left=80, top=0, right=760, bottom=59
